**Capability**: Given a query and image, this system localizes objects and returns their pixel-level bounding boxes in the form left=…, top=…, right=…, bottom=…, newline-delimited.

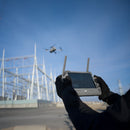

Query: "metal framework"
left=118, top=80, right=124, bottom=95
left=0, top=44, right=59, bottom=102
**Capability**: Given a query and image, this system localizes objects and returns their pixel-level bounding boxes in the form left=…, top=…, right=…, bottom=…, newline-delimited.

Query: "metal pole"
left=13, top=78, right=16, bottom=100
left=37, top=67, right=54, bottom=82
left=4, top=72, right=7, bottom=99
left=42, top=75, right=44, bottom=99
left=15, top=68, right=18, bottom=100
left=34, top=44, right=40, bottom=99
left=30, top=65, right=34, bottom=99
left=118, top=80, right=123, bottom=95
left=30, top=56, right=35, bottom=99
left=52, top=75, right=56, bottom=103
left=2, top=49, right=5, bottom=98
left=42, top=57, right=49, bottom=100
left=50, top=71, right=56, bottom=102
left=36, top=64, right=40, bottom=99
left=27, top=75, right=30, bottom=100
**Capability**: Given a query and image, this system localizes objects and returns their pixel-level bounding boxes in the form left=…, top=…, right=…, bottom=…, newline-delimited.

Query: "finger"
left=98, top=95, right=102, bottom=100
left=94, top=75, right=101, bottom=78
left=94, top=75, right=98, bottom=77
left=94, top=75, right=101, bottom=83
left=56, top=75, right=62, bottom=80
left=56, top=75, right=62, bottom=82
left=63, top=76, right=72, bottom=86
left=94, top=75, right=105, bottom=84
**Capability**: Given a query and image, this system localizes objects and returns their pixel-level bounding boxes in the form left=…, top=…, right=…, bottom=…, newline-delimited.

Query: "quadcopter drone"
left=45, top=45, right=62, bottom=54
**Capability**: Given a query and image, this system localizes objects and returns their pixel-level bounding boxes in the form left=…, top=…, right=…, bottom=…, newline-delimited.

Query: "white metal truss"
left=118, top=80, right=124, bottom=95
left=0, top=44, right=57, bottom=102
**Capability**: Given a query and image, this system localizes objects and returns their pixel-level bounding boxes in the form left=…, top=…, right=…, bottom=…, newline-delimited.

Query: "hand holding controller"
left=55, top=75, right=72, bottom=98
left=94, top=75, right=111, bottom=101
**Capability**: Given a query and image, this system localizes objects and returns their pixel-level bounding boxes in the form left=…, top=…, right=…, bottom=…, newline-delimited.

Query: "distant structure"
left=0, top=44, right=58, bottom=102
left=118, top=80, right=124, bottom=95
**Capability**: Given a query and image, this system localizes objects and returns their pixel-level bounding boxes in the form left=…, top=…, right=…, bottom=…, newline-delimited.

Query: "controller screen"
left=68, top=72, right=96, bottom=89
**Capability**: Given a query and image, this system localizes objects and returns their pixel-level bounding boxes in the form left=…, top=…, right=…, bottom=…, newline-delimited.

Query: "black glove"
left=94, top=75, right=111, bottom=101
left=55, top=75, right=72, bottom=98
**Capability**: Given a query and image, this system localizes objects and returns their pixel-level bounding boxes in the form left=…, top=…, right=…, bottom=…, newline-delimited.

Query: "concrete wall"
left=0, top=100, right=38, bottom=108
left=0, top=100, right=57, bottom=109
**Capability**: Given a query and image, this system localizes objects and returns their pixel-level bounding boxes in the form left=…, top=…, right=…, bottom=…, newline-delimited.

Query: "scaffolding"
left=0, top=45, right=58, bottom=102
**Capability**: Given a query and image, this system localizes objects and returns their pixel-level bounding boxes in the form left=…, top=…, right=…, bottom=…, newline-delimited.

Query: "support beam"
left=37, top=67, right=54, bottom=83
left=30, top=44, right=41, bottom=99
left=42, top=56, right=49, bottom=100
left=0, top=55, right=34, bottom=61
left=5, top=69, right=32, bottom=84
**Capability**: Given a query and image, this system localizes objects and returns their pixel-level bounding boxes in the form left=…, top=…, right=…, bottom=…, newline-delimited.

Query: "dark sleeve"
left=104, top=91, right=121, bottom=105
left=106, top=89, right=130, bottom=123
left=62, top=88, right=130, bottom=130
left=62, top=86, right=98, bottom=130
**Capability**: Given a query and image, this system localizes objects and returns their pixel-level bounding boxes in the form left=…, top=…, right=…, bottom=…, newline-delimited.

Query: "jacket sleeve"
left=61, top=84, right=130, bottom=130
left=104, top=92, right=121, bottom=105
left=105, top=89, right=130, bottom=123
left=62, top=86, right=98, bottom=130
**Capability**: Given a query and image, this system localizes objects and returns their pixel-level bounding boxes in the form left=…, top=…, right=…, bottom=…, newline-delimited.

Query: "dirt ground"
left=0, top=102, right=107, bottom=130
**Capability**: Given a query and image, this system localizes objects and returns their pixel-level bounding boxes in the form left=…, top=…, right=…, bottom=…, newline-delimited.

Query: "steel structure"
left=118, top=80, right=124, bottom=95
left=0, top=45, right=58, bottom=102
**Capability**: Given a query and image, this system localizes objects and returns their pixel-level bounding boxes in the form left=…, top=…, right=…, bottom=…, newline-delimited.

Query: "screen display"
left=68, top=72, right=96, bottom=89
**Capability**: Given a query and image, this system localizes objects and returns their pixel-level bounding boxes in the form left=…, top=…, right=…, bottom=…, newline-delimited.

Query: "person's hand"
left=94, top=75, right=111, bottom=101
left=55, top=75, right=72, bottom=98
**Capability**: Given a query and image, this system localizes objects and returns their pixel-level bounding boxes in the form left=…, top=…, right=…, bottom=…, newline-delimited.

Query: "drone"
left=45, top=45, right=62, bottom=54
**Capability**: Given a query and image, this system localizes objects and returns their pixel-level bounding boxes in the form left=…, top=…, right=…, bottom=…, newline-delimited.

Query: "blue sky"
left=0, top=0, right=130, bottom=95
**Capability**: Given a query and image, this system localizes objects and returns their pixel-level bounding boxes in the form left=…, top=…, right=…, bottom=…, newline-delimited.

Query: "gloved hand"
left=55, top=75, right=72, bottom=98
left=94, top=75, right=111, bottom=101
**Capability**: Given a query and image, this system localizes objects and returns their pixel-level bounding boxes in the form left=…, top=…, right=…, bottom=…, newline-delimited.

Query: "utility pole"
left=42, top=56, right=49, bottom=100
left=50, top=71, right=56, bottom=102
left=30, top=44, right=40, bottom=99
left=118, top=80, right=123, bottom=95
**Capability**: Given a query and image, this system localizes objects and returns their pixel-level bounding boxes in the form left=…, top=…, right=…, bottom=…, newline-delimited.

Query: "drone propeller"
left=59, top=47, right=63, bottom=51
left=44, top=49, right=49, bottom=51
left=50, top=44, right=56, bottom=48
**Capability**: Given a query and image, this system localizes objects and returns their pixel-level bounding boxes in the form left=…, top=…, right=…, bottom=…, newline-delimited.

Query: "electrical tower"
left=118, top=80, right=123, bottom=95
left=0, top=44, right=58, bottom=102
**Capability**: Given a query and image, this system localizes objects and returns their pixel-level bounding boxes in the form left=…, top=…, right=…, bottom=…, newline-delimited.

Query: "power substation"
left=0, top=45, right=59, bottom=108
